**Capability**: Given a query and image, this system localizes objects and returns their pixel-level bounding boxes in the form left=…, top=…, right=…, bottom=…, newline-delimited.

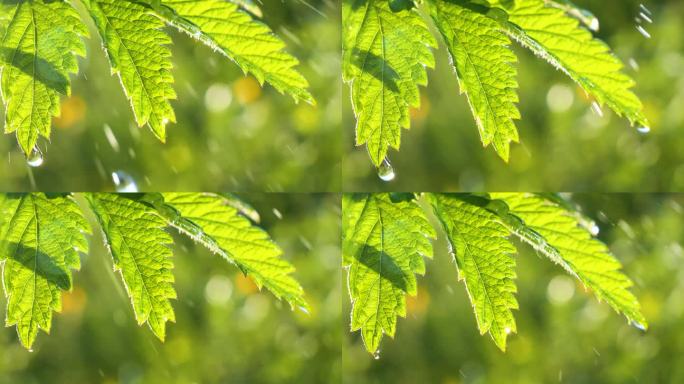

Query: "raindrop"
left=504, top=327, right=512, bottom=335
left=590, top=102, right=604, bottom=117
left=639, top=12, right=653, bottom=24
left=636, top=25, right=651, bottom=39
left=298, top=306, right=310, bottom=315
left=373, top=350, right=381, bottom=360
left=587, top=16, right=600, bottom=32
left=272, top=208, right=283, bottom=220
left=103, top=124, right=120, bottom=152
left=27, top=148, right=44, bottom=168
left=111, top=171, right=139, bottom=192
left=589, top=222, right=600, bottom=236
left=630, top=321, right=647, bottom=331
left=628, top=58, right=640, bottom=71
left=637, top=126, right=651, bottom=134
left=377, top=158, right=395, bottom=182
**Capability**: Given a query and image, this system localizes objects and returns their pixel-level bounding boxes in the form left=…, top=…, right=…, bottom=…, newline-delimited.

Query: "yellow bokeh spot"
left=233, top=77, right=262, bottom=105
left=235, top=273, right=259, bottom=295
left=62, top=286, right=87, bottom=315
left=406, top=286, right=430, bottom=315
left=54, top=96, right=86, bottom=130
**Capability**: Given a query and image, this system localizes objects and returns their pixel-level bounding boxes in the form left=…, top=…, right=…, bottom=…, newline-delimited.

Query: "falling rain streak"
left=635, top=3, right=653, bottom=39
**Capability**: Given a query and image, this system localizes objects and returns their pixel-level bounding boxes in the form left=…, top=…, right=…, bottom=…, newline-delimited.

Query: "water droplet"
left=630, top=321, right=647, bottom=331
left=504, top=327, right=512, bottom=335
left=628, top=58, right=640, bottom=71
left=590, top=222, right=600, bottom=236
left=272, top=208, right=283, bottom=220
left=587, top=16, right=600, bottom=32
left=111, top=171, right=139, bottom=192
left=27, top=148, right=44, bottom=167
left=636, top=25, right=651, bottom=39
left=298, top=306, right=310, bottom=315
left=103, top=124, right=120, bottom=152
left=590, top=102, right=604, bottom=117
left=637, top=126, right=651, bottom=134
left=638, top=12, right=653, bottom=24
left=377, top=158, right=395, bottom=182
left=639, top=4, right=652, bottom=17
left=373, top=350, right=381, bottom=360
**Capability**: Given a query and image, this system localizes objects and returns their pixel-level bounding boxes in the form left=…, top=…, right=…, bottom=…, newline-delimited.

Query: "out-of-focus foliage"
left=344, top=0, right=683, bottom=192
left=0, top=0, right=340, bottom=192
left=0, top=193, right=341, bottom=384
left=344, top=194, right=684, bottom=383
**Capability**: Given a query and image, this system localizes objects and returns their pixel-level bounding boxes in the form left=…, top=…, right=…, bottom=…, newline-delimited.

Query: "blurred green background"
left=343, top=0, right=684, bottom=191
left=343, top=194, right=684, bottom=383
left=0, top=193, right=341, bottom=383
left=0, top=0, right=341, bottom=192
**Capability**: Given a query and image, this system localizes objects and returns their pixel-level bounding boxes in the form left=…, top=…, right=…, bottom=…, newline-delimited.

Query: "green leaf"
left=0, top=1, right=87, bottom=155
left=429, top=0, right=520, bottom=161
left=86, top=193, right=176, bottom=341
left=493, top=0, right=648, bottom=127
left=493, top=193, right=647, bottom=330
left=157, top=193, right=307, bottom=310
left=0, top=194, right=89, bottom=349
left=83, top=0, right=177, bottom=141
left=155, top=0, right=313, bottom=104
left=428, top=193, right=518, bottom=350
left=343, top=0, right=436, bottom=166
left=343, top=193, right=435, bottom=353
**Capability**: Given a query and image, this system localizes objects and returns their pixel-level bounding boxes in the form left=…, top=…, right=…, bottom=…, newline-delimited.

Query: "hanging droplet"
left=27, top=148, right=44, bottom=168
left=637, top=126, right=651, bottom=134
left=630, top=320, right=647, bottom=331
left=377, top=158, right=395, bottom=182
left=590, top=101, right=604, bottom=117
left=298, top=306, right=310, bottom=315
left=111, top=171, right=139, bottom=192
left=589, top=222, right=600, bottom=236
left=587, top=16, right=600, bottom=32
left=373, top=350, right=381, bottom=360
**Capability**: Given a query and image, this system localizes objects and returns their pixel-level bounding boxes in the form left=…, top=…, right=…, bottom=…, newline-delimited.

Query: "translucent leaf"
left=155, top=0, right=313, bottom=104
left=428, top=193, right=518, bottom=350
left=83, top=0, right=177, bottom=141
left=0, top=194, right=89, bottom=348
left=343, top=193, right=435, bottom=353
left=429, top=0, right=521, bottom=161
left=158, top=193, right=307, bottom=310
left=343, top=0, right=436, bottom=166
left=493, top=193, right=647, bottom=330
left=493, top=0, right=648, bottom=127
left=0, top=1, right=87, bottom=154
left=86, top=193, right=176, bottom=340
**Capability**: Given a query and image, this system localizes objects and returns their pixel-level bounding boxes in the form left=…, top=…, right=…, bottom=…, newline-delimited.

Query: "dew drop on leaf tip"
left=377, top=158, right=395, bottom=182
left=298, top=305, right=310, bottom=315
left=373, top=350, right=381, bottom=360
left=637, top=126, right=651, bottom=134
left=27, top=147, right=44, bottom=168
left=589, top=222, right=600, bottom=236
left=111, top=171, right=139, bottom=193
